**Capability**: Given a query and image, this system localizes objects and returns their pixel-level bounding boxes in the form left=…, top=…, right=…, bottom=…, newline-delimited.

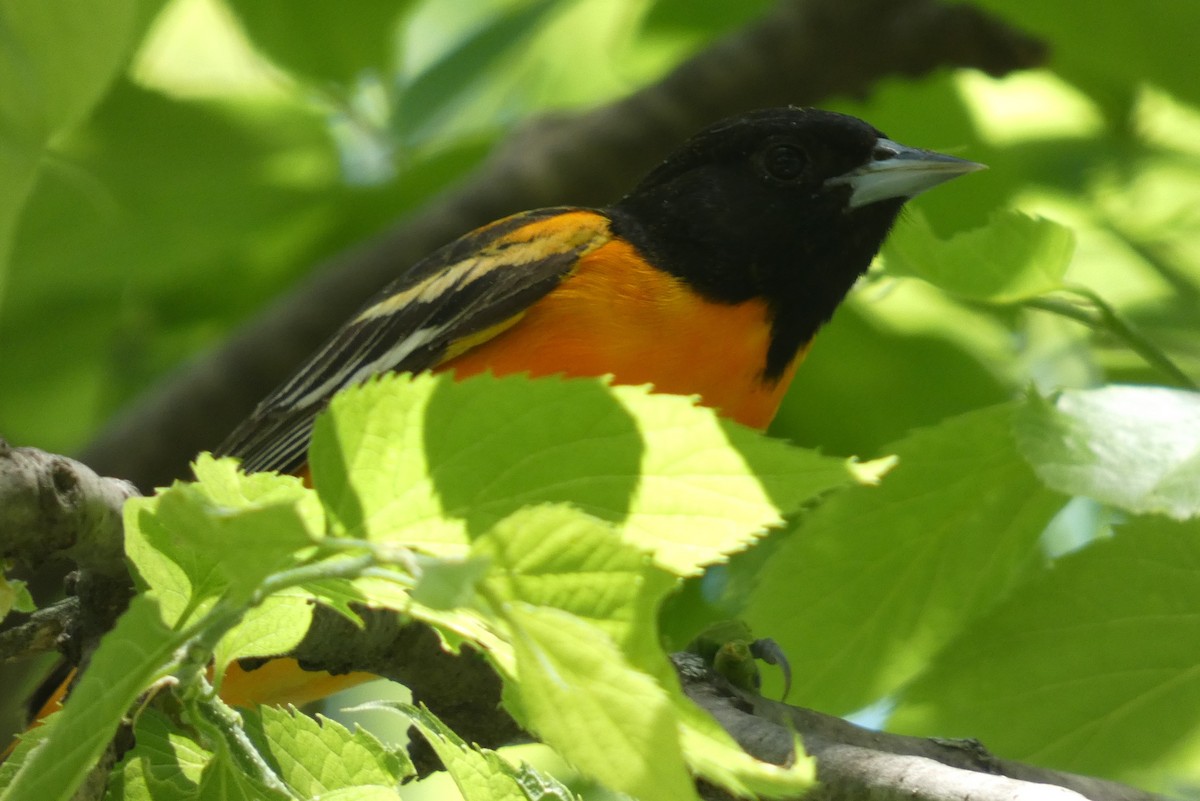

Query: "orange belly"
left=439, top=238, right=800, bottom=430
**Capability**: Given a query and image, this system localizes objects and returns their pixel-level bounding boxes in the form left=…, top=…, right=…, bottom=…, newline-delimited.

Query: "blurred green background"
left=2, top=0, right=1199, bottom=796
left=4, top=0, right=1196, bottom=460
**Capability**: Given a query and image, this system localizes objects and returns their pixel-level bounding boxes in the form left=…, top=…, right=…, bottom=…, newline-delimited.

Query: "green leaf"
left=408, top=554, right=491, bottom=612
left=475, top=504, right=675, bottom=674
left=394, top=0, right=563, bottom=143
left=383, top=703, right=534, bottom=801
left=1, top=596, right=181, bottom=801
left=190, top=453, right=315, bottom=508
left=224, top=0, right=411, bottom=84
left=746, top=403, right=1066, bottom=713
left=769, top=302, right=1010, bottom=456
left=510, top=762, right=579, bottom=801
left=243, top=706, right=413, bottom=796
left=313, top=789, right=405, bottom=801
left=1014, top=386, right=1200, bottom=520
left=106, top=708, right=209, bottom=801
left=891, top=516, right=1200, bottom=790
left=0, top=712, right=56, bottom=792
left=883, top=209, right=1074, bottom=303
left=0, top=575, right=33, bottom=622
left=310, top=372, right=864, bottom=576
left=505, top=604, right=696, bottom=801
left=310, top=789, right=404, bottom=801
left=0, top=1, right=162, bottom=136
left=212, top=592, right=314, bottom=680
left=124, top=459, right=321, bottom=624
left=641, top=0, right=774, bottom=38
left=197, top=752, right=287, bottom=801
left=0, top=0, right=164, bottom=295
left=108, top=706, right=411, bottom=801
left=970, top=1, right=1200, bottom=112
left=0, top=149, right=38, bottom=308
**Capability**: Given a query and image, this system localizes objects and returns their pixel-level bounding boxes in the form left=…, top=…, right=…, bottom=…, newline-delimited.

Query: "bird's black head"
left=609, top=107, right=981, bottom=379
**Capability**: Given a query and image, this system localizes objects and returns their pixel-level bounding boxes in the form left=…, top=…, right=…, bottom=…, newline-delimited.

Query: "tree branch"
left=76, top=0, right=1047, bottom=491
left=674, top=654, right=1166, bottom=801
left=0, top=439, right=136, bottom=579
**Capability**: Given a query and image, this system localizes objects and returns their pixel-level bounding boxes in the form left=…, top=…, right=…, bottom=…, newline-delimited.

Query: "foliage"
left=2, top=0, right=1200, bottom=799
left=3, top=375, right=829, bottom=801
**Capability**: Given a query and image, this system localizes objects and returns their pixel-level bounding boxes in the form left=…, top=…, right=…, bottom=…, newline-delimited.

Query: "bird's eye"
left=762, top=144, right=807, bottom=181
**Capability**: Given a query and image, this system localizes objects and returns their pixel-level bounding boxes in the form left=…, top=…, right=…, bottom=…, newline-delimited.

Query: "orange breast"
left=439, top=238, right=802, bottom=430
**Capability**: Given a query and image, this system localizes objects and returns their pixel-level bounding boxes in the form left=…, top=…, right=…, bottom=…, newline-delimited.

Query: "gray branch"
left=0, top=439, right=136, bottom=580
left=675, top=653, right=1167, bottom=801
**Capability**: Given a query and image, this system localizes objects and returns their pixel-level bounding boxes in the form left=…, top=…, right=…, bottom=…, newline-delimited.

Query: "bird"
left=24, top=107, right=983, bottom=725
left=205, top=106, right=981, bottom=708
left=216, top=107, right=982, bottom=477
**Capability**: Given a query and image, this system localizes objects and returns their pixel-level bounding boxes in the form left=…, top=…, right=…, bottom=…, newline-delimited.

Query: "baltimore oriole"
left=31, top=107, right=983, bottom=721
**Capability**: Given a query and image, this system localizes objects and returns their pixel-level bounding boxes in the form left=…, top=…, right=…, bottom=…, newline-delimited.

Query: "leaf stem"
left=184, top=674, right=298, bottom=800
left=1023, top=290, right=1198, bottom=390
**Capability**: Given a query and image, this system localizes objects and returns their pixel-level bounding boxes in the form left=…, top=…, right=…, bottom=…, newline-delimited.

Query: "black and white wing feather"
left=215, top=207, right=613, bottom=474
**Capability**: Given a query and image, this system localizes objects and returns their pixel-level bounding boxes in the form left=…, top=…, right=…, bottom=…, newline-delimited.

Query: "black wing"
left=215, top=207, right=613, bottom=474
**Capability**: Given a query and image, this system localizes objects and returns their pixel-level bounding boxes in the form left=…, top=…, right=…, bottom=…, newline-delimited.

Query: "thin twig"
left=1024, top=290, right=1198, bottom=390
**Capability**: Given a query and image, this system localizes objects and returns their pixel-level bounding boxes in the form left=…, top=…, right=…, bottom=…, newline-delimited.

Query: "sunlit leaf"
left=1015, top=386, right=1200, bottom=520
left=310, top=372, right=864, bottom=576
left=474, top=503, right=673, bottom=672
left=245, top=706, right=413, bottom=795
left=505, top=604, right=696, bottom=801
left=124, top=457, right=320, bottom=623
left=382, top=703, right=536, bottom=801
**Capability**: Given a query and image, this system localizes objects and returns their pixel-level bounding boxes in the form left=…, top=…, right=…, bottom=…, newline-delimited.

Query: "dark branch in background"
left=77, top=0, right=1046, bottom=491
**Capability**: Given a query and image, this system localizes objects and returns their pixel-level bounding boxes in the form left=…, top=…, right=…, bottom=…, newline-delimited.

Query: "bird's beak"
left=827, top=139, right=985, bottom=209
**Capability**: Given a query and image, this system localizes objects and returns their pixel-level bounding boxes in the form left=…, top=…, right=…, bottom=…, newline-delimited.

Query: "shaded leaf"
left=106, top=708, right=209, bottom=801
left=747, top=403, right=1066, bottom=712
left=891, top=516, right=1200, bottom=790
left=883, top=209, right=1074, bottom=303
left=394, top=0, right=563, bottom=143
left=225, top=0, right=411, bottom=84
left=0, top=0, right=164, bottom=288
